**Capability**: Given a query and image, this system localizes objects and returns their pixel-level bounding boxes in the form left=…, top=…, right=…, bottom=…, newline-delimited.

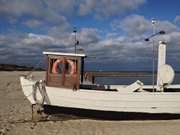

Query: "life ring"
left=52, top=59, right=63, bottom=74
left=66, top=60, right=77, bottom=75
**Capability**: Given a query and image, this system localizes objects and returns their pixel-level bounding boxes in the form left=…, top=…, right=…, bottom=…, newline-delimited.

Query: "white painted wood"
left=43, top=51, right=86, bottom=57
left=143, top=84, right=180, bottom=89
left=20, top=76, right=180, bottom=114
left=166, top=84, right=180, bottom=89
left=20, top=76, right=36, bottom=104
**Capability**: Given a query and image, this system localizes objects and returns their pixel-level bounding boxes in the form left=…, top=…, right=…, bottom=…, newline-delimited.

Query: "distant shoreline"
left=0, top=64, right=45, bottom=71
left=1, top=64, right=180, bottom=73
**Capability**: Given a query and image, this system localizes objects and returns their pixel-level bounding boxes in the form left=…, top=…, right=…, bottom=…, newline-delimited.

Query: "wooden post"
left=45, top=57, right=50, bottom=85
left=31, top=104, right=34, bottom=121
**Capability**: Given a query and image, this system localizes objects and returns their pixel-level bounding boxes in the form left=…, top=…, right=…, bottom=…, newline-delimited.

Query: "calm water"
left=95, top=76, right=180, bottom=85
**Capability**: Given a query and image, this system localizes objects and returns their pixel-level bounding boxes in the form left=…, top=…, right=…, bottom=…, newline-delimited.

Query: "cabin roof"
left=43, top=51, right=86, bottom=57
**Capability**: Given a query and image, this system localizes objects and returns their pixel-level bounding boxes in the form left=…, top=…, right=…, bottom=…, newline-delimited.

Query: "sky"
left=0, top=0, right=180, bottom=71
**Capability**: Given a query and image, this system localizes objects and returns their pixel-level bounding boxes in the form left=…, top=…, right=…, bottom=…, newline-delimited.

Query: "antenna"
left=144, top=30, right=165, bottom=41
left=144, top=19, right=166, bottom=92
left=73, top=27, right=79, bottom=53
left=152, top=18, right=157, bottom=92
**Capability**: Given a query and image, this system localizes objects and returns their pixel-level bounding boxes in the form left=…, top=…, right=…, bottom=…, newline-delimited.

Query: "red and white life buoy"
left=67, top=60, right=77, bottom=75
left=52, top=59, right=77, bottom=75
left=52, top=59, right=63, bottom=74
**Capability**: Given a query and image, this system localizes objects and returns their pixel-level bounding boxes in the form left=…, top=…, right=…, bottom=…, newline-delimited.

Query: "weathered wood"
left=45, top=57, right=50, bottom=85
left=45, top=55, right=83, bottom=89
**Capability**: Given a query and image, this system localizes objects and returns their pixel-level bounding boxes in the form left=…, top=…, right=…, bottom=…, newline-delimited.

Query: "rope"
left=32, top=80, right=51, bottom=105
left=33, top=81, right=45, bottom=105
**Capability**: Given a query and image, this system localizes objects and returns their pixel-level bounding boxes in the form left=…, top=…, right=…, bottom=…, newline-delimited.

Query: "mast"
left=73, top=27, right=79, bottom=54
left=152, top=19, right=157, bottom=92
left=145, top=19, right=166, bottom=91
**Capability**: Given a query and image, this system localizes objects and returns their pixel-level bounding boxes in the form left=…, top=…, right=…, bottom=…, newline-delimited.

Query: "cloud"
left=1, top=5, right=180, bottom=71
left=0, top=0, right=44, bottom=18
left=112, top=14, right=179, bottom=37
left=45, top=0, right=76, bottom=14
left=119, top=14, right=151, bottom=35
left=79, top=0, right=95, bottom=16
left=0, top=35, right=11, bottom=45
left=48, top=27, right=101, bottom=51
left=79, top=0, right=145, bottom=18
left=22, top=33, right=55, bottom=46
left=0, top=0, right=146, bottom=24
left=175, top=16, right=180, bottom=23
left=79, top=28, right=100, bottom=45
left=157, top=21, right=177, bottom=33
left=1, top=27, right=180, bottom=70
left=23, top=20, right=44, bottom=28
left=0, top=0, right=70, bottom=24
left=48, top=23, right=72, bottom=37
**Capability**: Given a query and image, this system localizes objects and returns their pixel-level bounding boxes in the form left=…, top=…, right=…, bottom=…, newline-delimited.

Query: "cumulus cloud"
left=79, top=0, right=145, bottom=17
left=112, top=14, right=179, bottom=37
left=0, top=0, right=71, bottom=24
left=0, top=0, right=179, bottom=71
left=48, top=23, right=72, bottom=37
left=0, top=0, right=45, bottom=20
left=0, top=33, right=69, bottom=66
left=22, top=33, right=55, bottom=45
left=175, top=16, right=180, bottom=23
left=45, top=0, right=76, bottom=14
left=79, top=28, right=100, bottom=45
left=79, top=0, right=95, bottom=16
left=0, top=0, right=146, bottom=23
left=1, top=24, right=180, bottom=70
left=119, top=15, right=151, bottom=35
left=157, top=21, right=177, bottom=32
left=23, top=20, right=44, bottom=28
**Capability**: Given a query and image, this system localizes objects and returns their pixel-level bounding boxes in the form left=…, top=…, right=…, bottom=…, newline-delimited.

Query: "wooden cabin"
left=43, top=52, right=86, bottom=89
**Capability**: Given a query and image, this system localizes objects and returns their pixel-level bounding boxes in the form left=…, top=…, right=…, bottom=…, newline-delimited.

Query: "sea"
left=95, top=75, right=180, bottom=85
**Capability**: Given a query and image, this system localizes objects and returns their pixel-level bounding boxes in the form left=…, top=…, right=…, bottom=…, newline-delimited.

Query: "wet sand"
left=1, top=71, right=180, bottom=135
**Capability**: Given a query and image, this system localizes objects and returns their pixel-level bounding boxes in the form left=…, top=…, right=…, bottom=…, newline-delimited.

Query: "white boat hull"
left=20, top=76, right=180, bottom=114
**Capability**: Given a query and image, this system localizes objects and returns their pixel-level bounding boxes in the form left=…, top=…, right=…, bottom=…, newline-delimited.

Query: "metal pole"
left=152, top=19, right=157, bottom=92
left=73, top=27, right=77, bottom=53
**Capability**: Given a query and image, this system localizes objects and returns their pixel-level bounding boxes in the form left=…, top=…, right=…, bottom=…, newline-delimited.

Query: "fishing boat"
left=20, top=41, right=180, bottom=115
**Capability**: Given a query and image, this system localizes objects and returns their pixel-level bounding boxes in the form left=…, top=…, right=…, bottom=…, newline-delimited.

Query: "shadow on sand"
left=43, top=105, right=180, bottom=121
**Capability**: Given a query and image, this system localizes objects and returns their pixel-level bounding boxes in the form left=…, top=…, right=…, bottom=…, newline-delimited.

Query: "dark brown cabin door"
left=62, top=59, right=79, bottom=89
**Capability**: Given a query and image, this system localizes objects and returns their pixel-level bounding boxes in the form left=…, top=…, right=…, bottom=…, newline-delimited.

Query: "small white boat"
left=20, top=41, right=180, bottom=114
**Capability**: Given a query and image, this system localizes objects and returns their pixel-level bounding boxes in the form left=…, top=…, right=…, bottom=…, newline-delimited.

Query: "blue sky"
left=0, top=0, right=180, bottom=71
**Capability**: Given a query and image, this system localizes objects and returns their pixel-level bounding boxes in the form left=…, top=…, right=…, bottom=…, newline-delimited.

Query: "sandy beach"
left=1, top=71, right=180, bottom=135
